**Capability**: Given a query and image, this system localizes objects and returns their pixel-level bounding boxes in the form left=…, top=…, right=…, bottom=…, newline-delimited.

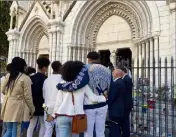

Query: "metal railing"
left=127, top=57, right=176, bottom=137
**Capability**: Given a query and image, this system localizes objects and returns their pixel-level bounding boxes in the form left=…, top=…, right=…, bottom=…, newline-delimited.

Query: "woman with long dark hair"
left=1, top=57, right=35, bottom=137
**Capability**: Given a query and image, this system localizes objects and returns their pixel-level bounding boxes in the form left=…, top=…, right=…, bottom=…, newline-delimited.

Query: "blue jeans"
left=1, top=122, right=7, bottom=136
left=21, top=121, right=29, bottom=134
left=56, top=116, right=79, bottom=137
left=3, top=122, right=21, bottom=137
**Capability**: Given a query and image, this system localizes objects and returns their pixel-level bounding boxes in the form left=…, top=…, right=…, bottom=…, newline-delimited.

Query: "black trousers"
left=118, top=112, right=130, bottom=137
left=109, top=117, right=121, bottom=137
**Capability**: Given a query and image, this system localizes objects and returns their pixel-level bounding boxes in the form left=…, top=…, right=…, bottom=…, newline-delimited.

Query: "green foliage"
left=0, top=1, right=12, bottom=57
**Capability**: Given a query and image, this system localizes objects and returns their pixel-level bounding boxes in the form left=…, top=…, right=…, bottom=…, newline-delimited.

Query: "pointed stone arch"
left=20, top=16, right=48, bottom=52
left=19, top=16, right=48, bottom=66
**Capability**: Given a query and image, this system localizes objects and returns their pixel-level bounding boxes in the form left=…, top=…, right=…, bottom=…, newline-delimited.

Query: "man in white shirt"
left=43, top=61, right=62, bottom=137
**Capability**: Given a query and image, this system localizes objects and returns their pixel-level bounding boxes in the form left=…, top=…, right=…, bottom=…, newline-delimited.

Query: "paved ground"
left=1, top=126, right=138, bottom=137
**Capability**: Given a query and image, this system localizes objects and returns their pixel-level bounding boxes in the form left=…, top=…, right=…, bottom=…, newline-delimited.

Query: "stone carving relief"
left=35, top=7, right=39, bottom=14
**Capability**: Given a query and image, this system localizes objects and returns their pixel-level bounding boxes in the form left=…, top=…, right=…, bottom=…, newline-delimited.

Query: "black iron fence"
left=125, top=57, right=176, bottom=137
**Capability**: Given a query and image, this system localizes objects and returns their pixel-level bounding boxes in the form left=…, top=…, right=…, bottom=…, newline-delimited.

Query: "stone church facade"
left=6, top=1, right=176, bottom=74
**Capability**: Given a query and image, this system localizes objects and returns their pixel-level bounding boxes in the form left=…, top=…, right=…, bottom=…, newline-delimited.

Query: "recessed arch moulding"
left=19, top=16, right=49, bottom=67
left=71, top=1, right=154, bottom=50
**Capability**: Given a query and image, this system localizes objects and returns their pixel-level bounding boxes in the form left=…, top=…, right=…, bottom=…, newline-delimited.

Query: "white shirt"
left=122, top=74, right=128, bottom=79
left=43, top=74, right=62, bottom=113
left=53, top=83, right=106, bottom=117
left=128, top=69, right=132, bottom=78
left=114, top=77, right=121, bottom=82
left=122, top=69, right=132, bottom=79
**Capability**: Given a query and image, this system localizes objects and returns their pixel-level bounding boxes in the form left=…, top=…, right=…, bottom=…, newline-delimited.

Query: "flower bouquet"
left=42, top=103, right=49, bottom=116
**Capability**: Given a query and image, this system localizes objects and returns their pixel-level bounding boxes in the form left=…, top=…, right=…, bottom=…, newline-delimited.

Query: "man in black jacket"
left=108, top=69, right=126, bottom=137
left=120, top=67, right=133, bottom=137
left=27, top=57, right=50, bottom=137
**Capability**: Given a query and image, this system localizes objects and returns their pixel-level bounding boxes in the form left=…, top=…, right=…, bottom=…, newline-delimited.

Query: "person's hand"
left=30, top=115, right=33, bottom=119
left=29, top=113, right=33, bottom=119
left=46, top=115, right=54, bottom=122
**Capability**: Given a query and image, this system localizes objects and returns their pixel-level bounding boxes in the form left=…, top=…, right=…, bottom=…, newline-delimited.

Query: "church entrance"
left=116, top=48, right=132, bottom=69
left=99, top=50, right=111, bottom=67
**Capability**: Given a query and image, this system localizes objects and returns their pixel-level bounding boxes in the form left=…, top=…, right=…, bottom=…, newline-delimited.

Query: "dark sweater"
left=30, top=72, right=47, bottom=116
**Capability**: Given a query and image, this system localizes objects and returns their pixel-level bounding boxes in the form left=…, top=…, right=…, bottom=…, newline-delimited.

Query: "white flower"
left=42, top=103, right=46, bottom=109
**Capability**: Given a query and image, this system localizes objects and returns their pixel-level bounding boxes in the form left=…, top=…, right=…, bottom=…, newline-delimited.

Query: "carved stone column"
left=83, top=47, right=87, bottom=63
left=80, top=46, right=83, bottom=62
left=154, top=35, right=159, bottom=64
left=142, top=42, right=146, bottom=77
left=15, top=9, right=19, bottom=29
left=77, top=47, right=80, bottom=61
left=72, top=47, right=75, bottom=61
left=48, top=30, right=53, bottom=74
left=67, top=46, right=71, bottom=61
left=6, top=29, right=20, bottom=63
left=56, top=19, right=64, bottom=62
left=131, top=39, right=139, bottom=72
left=29, top=50, right=33, bottom=67
left=139, top=43, right=142, bottom=77
left=146, top=39, right=150, bottom=67
left=48, top=18, right=64, bottom=74
left=52, top=31, right=57, bottom=61
left=149, top=38, right=154, bottom=64
left=142, top=42, right=145, bottom=64
left=169, top=2, right=176, bottom=83
left=10, top=9, right=14, bottom=29
left=26, top=50, right=29, bottom=65
left=145, top=39, right=150, bottom=77
left=56, top=31, right=60, bottom=61
left=33, top=53, right=37, bottom=68
left=136, top=44, right=139, bottom=81
left=149, top=37, right=154, bottom=85
left=154, top=35, right=159, bottom=86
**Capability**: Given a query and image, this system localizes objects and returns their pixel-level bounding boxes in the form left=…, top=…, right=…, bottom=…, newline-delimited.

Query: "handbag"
left=71, top=92, right=87, bottom=134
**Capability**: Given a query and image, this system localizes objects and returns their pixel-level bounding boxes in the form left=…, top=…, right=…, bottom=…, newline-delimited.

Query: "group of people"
left=0, top=51, right=133, bottom=137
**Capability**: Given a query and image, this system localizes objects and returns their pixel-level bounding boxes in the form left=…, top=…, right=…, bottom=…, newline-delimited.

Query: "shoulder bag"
left=71, top=92, right=87, bottom=134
